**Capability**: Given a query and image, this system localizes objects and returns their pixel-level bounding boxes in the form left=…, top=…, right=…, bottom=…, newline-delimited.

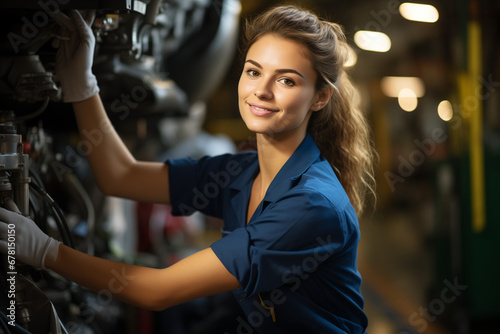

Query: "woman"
left=0, top=4, right=376, bottom=333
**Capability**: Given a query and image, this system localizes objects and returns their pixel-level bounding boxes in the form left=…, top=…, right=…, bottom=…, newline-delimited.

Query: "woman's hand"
left=53, top=10, right=99, bottom=102
left=0, top=199, right=60, bottom=270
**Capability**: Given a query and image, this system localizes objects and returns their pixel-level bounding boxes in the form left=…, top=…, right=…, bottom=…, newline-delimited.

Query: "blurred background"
left=204, top=1, right=500, bottom=334
left=0, top=0, right=498, bottom=333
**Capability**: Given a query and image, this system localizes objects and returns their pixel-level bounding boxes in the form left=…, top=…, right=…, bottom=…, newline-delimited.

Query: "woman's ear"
left=311, top=87, right=334, bottom=111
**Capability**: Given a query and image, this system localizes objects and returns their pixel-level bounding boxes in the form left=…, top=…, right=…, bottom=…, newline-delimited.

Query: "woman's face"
left=238, top=34, right=325, bottom=139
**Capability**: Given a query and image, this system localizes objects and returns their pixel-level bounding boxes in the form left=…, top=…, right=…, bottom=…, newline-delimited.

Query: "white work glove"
left=53, top=10, right=99, bottom=103
left=0, top=199, right=61, bottom=270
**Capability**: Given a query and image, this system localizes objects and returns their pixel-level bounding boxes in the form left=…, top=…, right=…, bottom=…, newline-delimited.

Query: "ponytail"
left=309, top=69, right=377, bottom=215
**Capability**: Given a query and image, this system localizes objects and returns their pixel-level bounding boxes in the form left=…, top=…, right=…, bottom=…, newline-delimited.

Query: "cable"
left=0, top=311, right=11, bottom=334
left=0, top=311, right=32, bottom=333
left=29, top=182, right=75, bottom=249
left=14, top=97, right=50, bottom=122
left=29, top=167, right=46, bottom=192
left=29, top=183, right=72, bottom=247
left=60, top=172, right=96, bottom=255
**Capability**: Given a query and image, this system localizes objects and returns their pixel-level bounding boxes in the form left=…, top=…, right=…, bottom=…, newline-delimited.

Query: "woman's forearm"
left=46, top=244, right=168, bottom=310
left=72, top=94, right=136, bottom=195
left=44, top=244, right=240, bottom=311
left=71, top=94, right=170, bottom=203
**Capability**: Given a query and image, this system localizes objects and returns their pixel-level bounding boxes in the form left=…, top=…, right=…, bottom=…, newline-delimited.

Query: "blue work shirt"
left=168, top=134, right=368, bottom=333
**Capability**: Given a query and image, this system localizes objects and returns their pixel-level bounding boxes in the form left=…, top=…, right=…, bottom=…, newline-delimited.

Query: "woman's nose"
left=254, top=80, right=273, bottom=99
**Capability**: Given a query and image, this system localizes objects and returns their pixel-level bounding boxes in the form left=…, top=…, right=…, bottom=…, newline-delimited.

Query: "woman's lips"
left=248, top=103, right=279, bottom=116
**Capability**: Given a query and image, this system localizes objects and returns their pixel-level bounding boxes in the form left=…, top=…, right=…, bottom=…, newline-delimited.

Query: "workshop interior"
left=0, top=0, right=499, bottom=333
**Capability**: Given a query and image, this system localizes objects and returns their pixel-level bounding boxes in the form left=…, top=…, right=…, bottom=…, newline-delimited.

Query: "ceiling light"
left=381, top=76, right=425, bottom=97
left=437, top=100, right=453, bottom=121
left=399, top=3, right=439, bottom=23
left=398, top=88, right=418, bottom=112
left=354, top=31, right=391, bottom=52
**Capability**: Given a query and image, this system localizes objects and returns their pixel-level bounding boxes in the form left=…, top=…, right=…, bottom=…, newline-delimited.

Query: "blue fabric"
left=168, top=134, right=368, bottom=333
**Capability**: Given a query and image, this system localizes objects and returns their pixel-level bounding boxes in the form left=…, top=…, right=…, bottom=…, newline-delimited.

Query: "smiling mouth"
left=253, top=105, right=275, bottom=112
left=248, top=103, right=279, bottom=115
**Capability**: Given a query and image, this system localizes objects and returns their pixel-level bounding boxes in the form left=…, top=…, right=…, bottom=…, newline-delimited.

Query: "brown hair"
left=243, top=5, right=377, bottom=215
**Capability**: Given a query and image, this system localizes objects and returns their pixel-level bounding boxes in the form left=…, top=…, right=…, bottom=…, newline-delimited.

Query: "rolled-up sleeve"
left=167, top=154, right=247, bottom=218
left=210, top=190, right=351, bottom=298
left=167, top=157, right=199, bottom=216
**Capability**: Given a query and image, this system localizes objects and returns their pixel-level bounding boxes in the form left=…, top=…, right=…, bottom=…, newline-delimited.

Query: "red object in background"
left=135, top=202, right=187, bottom=254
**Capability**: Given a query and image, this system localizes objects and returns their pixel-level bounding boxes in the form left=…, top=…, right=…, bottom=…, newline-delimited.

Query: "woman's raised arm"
left=53, top=10, right=171, bottom=203
left=73, top=94, right=171, bottom=204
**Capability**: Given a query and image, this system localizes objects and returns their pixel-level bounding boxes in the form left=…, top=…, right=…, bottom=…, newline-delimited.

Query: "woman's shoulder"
left=263, top=178, right=358, bottom=251
left=298, top=159, right=350, bottom=209
left=290, top=160, right=359, bottom=228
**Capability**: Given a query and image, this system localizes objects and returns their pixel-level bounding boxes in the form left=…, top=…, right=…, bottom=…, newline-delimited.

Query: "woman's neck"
left=254, top=131, right=306, bottom=194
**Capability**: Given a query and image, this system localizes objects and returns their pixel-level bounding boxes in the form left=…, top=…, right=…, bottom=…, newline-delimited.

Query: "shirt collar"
left=263, top=133, right=321, bottom=202
left=230, top=133, right=322, bottom=199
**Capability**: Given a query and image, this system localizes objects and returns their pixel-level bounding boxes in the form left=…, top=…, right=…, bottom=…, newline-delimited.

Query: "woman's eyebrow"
left=245, top=59, right=305, bottom=78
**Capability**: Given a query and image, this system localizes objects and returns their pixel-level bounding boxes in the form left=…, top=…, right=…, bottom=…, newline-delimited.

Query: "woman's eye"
left=279, top=78, right=295, bottom=86
left=246, top=69, right=259, bottom=77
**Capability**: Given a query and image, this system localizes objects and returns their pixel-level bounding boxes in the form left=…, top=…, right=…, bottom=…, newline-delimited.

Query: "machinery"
left=0, top=1, right=241, bottom=333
